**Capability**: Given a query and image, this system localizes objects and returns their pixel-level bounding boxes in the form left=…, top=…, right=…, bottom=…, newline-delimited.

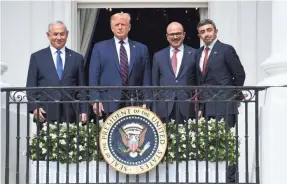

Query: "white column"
left=259, top=2, right=287, bottom=184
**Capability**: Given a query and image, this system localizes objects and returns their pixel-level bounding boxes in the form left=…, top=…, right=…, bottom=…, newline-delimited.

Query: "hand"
left=198, top=111, right=203, bottom=119
left=80, top=113, right=87, bottom=122
left=33, top=108, right=46, bottom=122
left=237, top=102, right=241, bottom=108
left=93, top=102, right=104, bottom=117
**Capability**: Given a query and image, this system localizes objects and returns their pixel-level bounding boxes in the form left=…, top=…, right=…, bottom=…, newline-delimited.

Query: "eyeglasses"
left=167, top=32, right=184, bottom=37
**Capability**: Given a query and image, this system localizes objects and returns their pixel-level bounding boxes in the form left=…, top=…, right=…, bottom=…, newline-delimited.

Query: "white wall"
left=1, top=1, right=73, bottom=87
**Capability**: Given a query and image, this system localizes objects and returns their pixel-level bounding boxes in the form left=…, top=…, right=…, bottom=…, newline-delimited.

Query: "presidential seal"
left=99, top=107, right=167, bottom=174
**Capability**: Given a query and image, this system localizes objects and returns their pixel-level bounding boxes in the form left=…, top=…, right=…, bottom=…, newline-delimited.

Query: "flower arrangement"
left=28, top=118, right=238, bottom=164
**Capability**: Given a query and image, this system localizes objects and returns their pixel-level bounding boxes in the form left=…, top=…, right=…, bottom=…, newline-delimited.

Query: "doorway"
left=85, top=8, right=201, bottom=79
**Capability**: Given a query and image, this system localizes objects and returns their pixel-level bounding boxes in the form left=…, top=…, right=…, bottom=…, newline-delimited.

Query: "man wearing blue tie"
left=89, top=12, right=151, bottom=118
left=26, top=21, right=87, bottom=124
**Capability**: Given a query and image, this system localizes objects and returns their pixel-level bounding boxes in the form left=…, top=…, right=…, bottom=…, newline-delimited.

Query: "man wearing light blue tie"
left=89, top=12, right=151, bottom=118
left=26, top=21, right=87, bottom=124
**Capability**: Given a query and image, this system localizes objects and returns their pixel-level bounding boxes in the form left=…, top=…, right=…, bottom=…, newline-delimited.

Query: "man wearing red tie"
left=195, top=19, right=246, bottom=183
left=152, top=22, right=197, bottom=124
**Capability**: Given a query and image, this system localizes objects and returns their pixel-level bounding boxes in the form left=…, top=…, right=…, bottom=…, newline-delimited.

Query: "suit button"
left=175, top=80, right=178, bottom=83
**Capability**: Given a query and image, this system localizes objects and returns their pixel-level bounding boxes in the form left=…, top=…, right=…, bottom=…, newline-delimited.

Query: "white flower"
left=42, top=126, right=47, bottom=131
left=170, top=134, right=175, bottom=139
left=60, top=140, right=66, bottom=145
left=79, top=156, right=83, bottom=160
left=73, top=138, right=77, bottom=142
left=51, top=134, right=56, bottom=139
left=44, top=136, right=47, bottom=141
left=42, top=148, right=47, bottom=154
left=79, top=145, right=84, bottom=151
left=39, top=142, right=43, bottom=148
left=182, top=144, right=186, bottom=148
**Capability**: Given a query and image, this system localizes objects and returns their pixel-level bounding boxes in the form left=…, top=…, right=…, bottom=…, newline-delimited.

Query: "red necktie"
left=171, top=48, right=179, bottom=75
left=202, top=47, right=210, bottom=75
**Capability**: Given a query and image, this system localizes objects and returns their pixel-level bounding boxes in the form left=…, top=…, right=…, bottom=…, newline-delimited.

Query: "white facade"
left=1, top=0, right=287, bottom=184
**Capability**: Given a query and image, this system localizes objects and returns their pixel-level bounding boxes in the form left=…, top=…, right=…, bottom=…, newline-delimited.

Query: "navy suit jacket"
left=89, top=38, right=151, bottom=113
left=26, top=47, right=86, bottom=122
left=195, top=40, right=245, bottom=116
left=152, top=45, right=196, bottom=118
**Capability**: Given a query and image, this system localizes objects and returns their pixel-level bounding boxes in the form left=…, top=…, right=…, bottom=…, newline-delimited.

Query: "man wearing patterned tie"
left=26, top=21, right=87, bottom=124
left=195, top=19, right=245, bottom=183
left=152, top=22, right=197, bottom=124
left=89, top=12, right=151, bottom=118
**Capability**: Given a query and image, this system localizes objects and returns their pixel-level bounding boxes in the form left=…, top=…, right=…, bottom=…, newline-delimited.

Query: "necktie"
left=171, top=48, right=179, bottom=75
left=202, top=47, right=210, bottom=76
left=119, top=40, right=129, bottom=86
left=56, top=50, right=63, bottom=80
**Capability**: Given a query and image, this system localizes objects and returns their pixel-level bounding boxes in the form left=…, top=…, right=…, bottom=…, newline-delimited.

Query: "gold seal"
left=99, top=106, right=167, bottom=174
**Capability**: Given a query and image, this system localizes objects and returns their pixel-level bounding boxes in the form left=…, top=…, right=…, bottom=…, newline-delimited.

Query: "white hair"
left=48, top=21, right=68, bottom=32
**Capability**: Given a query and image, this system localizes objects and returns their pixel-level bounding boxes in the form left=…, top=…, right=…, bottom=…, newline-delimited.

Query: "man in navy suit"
left=196, top=19, right=245, bottom=183
left=26, top=21, right=87, bottom=124
left=89, top=12, right=151, bottom=117
left=152, top=22, right=196, bottom=124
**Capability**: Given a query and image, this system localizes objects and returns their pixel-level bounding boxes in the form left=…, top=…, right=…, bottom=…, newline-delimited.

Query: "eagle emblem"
left=119, top=123, right=151, bottom=158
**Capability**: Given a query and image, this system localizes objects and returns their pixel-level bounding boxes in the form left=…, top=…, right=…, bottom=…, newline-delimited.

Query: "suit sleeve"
left=78, top=55, right=86, bottom=113
left=225, top=45, right=246, bottom=100
left=143, top=46, right=151, bottom=86
left=89, top=44, right=101, bottom=101
left=152, top=54, right=160, bottom=86
left=26, top=54, right=40, bottom=113
left=225, top=45, right=245, bottom=86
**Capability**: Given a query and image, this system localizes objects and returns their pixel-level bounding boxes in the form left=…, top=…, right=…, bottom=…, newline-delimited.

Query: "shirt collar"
left=114, top=36, right=129, bottom=44
left=204, top=38, right=217, bottom=50
left=50, top=45, right=65, bottom=54
left=170, top=44, right=184, bottom=53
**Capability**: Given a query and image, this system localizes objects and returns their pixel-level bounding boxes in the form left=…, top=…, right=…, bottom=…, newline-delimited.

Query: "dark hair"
left=197, top=19, right=217, bottom=32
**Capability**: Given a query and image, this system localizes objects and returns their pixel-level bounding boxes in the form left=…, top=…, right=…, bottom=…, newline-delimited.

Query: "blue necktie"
left=119, top=40, right=129, bottom=86
left=56, top=50, right=63, bottom=80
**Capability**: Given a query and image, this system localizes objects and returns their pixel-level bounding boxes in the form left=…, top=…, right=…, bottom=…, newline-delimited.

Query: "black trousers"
left=208, top=114, right=238, bottom=183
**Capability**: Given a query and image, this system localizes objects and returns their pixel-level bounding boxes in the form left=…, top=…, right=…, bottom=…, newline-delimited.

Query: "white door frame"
left=71, top=0, right=208, bottom=51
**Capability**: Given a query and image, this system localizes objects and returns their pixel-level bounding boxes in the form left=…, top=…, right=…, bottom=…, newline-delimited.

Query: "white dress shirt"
left=199, top=39, right=217, bottom=71
left=50, top=45, right=66, bottom=69
left=114, top=37, right=130, bottom=64
left=170, top=44, right=184, bottom=77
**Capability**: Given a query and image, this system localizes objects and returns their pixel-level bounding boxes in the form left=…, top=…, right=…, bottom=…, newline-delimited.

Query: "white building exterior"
left=1, top=0, right=287, bottom=184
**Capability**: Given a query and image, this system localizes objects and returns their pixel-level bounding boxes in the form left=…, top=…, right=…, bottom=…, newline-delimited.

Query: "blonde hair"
left=110, top=12, right=131, bottom=27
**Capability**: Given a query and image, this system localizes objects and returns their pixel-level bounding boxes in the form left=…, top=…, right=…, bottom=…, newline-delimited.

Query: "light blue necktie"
left=56, top=50, right=63, bottom=80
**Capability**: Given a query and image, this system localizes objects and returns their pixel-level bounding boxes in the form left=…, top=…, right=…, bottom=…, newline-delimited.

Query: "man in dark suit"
left=196, top=19, right=245, bottom=183
left=26, top=21, right=87, bottom=124
left=152, top=22, right=196, bottom=124
left=89, top=12, right=151, bottom=118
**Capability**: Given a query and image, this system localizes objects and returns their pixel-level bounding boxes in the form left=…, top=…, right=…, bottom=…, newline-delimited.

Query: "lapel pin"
left=69, top=54, right=71, bottom=56
left=214, top=51, right=218, bottom=54
left=133, top=45, right=136, bottom=48
left=188, top=51, right=191, bottom=54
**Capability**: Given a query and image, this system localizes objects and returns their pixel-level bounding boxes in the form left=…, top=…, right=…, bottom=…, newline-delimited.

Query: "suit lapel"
left=109, top=39, right=121, bottom=73
left=61, top=48, right=74, bottom=81
left=204, top=40, right=219, bottom=76
left=128, top=40, right=136, bottom=75
left=177, top=45, right=192, bottom=78
left=44, top=47, right=61, bottom=82
left=196, top=47, right=204, bottom=77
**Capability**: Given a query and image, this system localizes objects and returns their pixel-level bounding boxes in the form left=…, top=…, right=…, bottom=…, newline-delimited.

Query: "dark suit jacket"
left=152, top=45, right=196, bottom=118
left=89, top=38, right=151, bottom=113
left=26, top=47, right=86, bottom=122
left=195, top=40, right=245, bottom=116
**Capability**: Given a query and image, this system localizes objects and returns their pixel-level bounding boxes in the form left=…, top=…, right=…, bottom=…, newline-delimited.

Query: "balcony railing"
left=1, top=86, right=266, bottom=184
